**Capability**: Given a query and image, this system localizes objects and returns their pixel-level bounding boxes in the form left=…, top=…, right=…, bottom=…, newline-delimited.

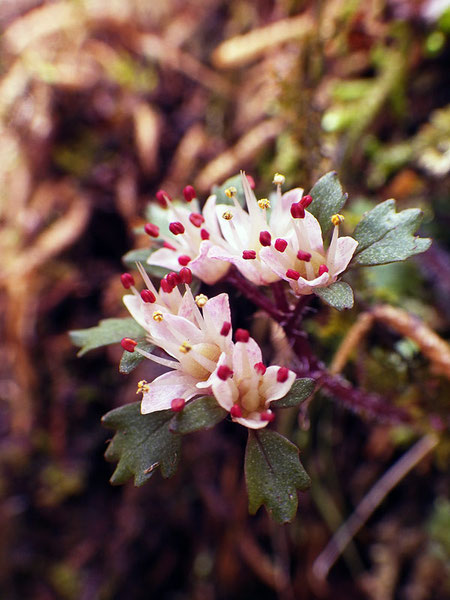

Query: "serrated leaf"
left=352, top=199, right=432, bottom=266
left=119, top=341, right=154, bottom=374
left=271, top=378, right=315, bottom=408
left=245, top=430, right=311, bottom=524
left=212, top=174, right=247, bottom=207
left=70, top=318, right=146, bottom=356
left=314, top=281, right=354, bottom=310
left=169, top=396, right=227, bottom=434
left=308, top=172, right=348, bottom=235
left=102, top=403, right=181, bottom=486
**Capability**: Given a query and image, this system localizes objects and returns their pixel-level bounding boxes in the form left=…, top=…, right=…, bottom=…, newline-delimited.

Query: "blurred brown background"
left=0, top=1, right=449, bottom=599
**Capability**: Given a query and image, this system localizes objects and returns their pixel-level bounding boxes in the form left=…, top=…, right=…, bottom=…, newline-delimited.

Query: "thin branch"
left=312, top=433, right=439, bottom=581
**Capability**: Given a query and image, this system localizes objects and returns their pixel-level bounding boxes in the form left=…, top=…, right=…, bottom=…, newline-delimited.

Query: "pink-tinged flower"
left=146, top=193, right=230, bottom=284
left=124, top=284, right=233, bottom=414
left=259, top=212, right=358, bottom=295
left=208, top=173, right=305, bottom=285
left=122, top=263, right=196, bottom=329
left=210, top=335, right=296, bottom=429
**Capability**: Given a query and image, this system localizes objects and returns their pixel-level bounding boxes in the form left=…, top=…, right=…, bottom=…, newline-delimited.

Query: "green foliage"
left=102, top=403, right=181, bottom=486
left=169, top=396, right=227, bottom=434
left=309, top=172, right=348, bottom=235
left=272, top=378, right=315, bottom=408
left=69, top=318, right=146, bottom=356
left=122, top=248, right=170, bottom=279
left=315, top=281, right=354, bottom=310
left=212, top=174, right=247, bottom=207
left=119, top=341, right=154, bottom=374
left=352, top=199, right=431, bottom=266
left=245, top=429, right=311, bottom=523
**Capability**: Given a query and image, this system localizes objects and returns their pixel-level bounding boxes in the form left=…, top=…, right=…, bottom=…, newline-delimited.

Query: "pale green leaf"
left=102, top=403, right=181, bottom=486
left=212, top=174, right=247, bottom=207
left=70, top=318, right=146, bottom=357
left=352, top=199, right=431, bottom=266
left=245, top=430, right=311, bottom=524
left=169, top=396, right=227, bottom=434
left=119, top=341, right=154, bottom=374
left=271, top=378, right=315, bottom=408
left=308, top=171, right=348, bottom=235
left=315, top=281, right=354, bottom=310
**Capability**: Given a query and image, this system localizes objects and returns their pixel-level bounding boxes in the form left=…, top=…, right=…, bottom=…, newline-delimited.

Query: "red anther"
left=261, top=410, right=275, bottom=422
left=230, top=404, right=242, bottom=418
left=183, top=185, right=196, bottom=202
left=160, top=277, right=174, bottom=293
left=300, top=194, right=313, bottom=208
left=254, top=362, right=266, bottom=375
left=121, top=338, right=137, bottom=352
left=220, top=321, right=231, bottom=336
left=246, top=174, right=256, bottom=189
left=178, top=255, right=191, bottom=266
left=277, top=366, right=289, bottom=382
left=156, top=189, right=171, bottom=208
left=167, top=272, right=181, bottom=287
left=290, top=202, right=305, bottom=219
left=200, top=228, right=210, bottom=240
left=235, top=328, right=250, bottom=343
left=179, top=267, right=192, bottom=284
left=274, top=238, right=287, bottom=252
left=144, top=223, right=159, bottom=238
left=217, top=365, right=233, bottom=380
left=171, top=397, right=185, bottom=412
left=259, top=231, right=272, bottom=246
left=242, top=250, right=256, bottom=260
left=189, top=212, right=204, bottom=227
left=169, top=221, right=185, bottom=235
left=140, top=289, right=156, bottom=303
left=120, top=273, right=135, bottom=289
left=286, top=269, right=300, bottom=280
left=297, top=250, right=312, bottom=262
left=318, top=264, right=329, bottom=276
left=163, top=241, right=176, bottom=251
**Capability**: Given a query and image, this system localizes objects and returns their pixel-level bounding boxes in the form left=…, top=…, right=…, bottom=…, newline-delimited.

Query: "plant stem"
left=226, top=269, right=285, bottom=321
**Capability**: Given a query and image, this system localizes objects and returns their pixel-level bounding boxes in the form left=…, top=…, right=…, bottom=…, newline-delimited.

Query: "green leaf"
left=70, top=318, right=146, bottom=356
left=314, top=281, right=354, bottom=310
left=119, top=341, right=154, bottom=374
left=308, top=172, right=348, bottom=236
left=271, top=378, right=315, bottom=408
left=123, top=249, right=170, bottom=279
left=352, top=199, right=432, bottom=266
left=245, top=430, right=311, bottom=524
left=102, top=403, right=181, bottom=486
left=169, top=396, right=228, bottom=434
left=212, top=174, right=247, bottom=207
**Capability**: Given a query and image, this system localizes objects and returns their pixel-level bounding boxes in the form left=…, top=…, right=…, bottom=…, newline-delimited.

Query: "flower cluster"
left=118, top=173, right=361, bottom=427
left=145, top=174, right=358, bottom=292
left=120, top=268, right=295, bottom=429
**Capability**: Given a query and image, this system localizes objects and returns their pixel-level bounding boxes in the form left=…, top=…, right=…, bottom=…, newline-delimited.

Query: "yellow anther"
left=137, top=380, right=150, bottom=394
left=195, top=294, right=208, bottom=307
left=331, top=214, right=345, bottom=226
left=225, top=187, right=237, bottom=198
left=257, top=198, right=271, bottom=209
left=152, top=310, right=164, bottom=322
left=179, top=341, right=192, bottom=354
left=222, top=210, right=233, bottom=220
left=273, top=173, right=285, bottom=185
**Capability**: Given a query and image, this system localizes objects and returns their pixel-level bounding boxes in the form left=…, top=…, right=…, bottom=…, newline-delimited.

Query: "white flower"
left=123, top=278, right=233, bottom=414
left=208, top=173, right=305, bottom=285
left=145, top=189, right=230, bottom=284
left=209, top=329, right=296, bottom=429
left=259, top=211, right=358, bottom=295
